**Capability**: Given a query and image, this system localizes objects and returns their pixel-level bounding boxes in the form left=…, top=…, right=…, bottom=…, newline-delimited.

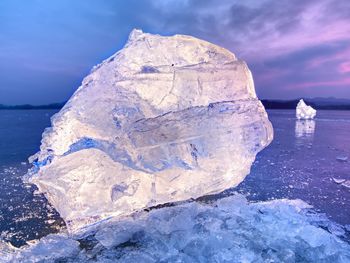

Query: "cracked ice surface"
left=2, top=194, right=350, bottom=263
left=27, top=29, right=273, bottom=232
left=296, top=99, right=317, bottom=120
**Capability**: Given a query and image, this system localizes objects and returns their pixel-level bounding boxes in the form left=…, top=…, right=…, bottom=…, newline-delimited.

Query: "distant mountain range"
left=0, top=102, right=65, bottom=110
left=261, top=97, right=350, bottom=110
left=1, top=98, right=350, bottom=110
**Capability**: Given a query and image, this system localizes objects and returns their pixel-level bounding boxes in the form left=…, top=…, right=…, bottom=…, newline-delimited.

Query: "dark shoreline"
left=1, top=99, right=350, bottom=110
left=0, top=103, right=65, bottom=110
left=261, top=99, right=350, bottom=110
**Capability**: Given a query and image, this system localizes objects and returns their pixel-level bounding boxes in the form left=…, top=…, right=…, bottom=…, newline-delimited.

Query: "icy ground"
left=2, top=193, right=350, bottom=263
left=0, top=110, right=64, bottom=247
left=1, top=110, right=350, bottom=261
left=236, top=110, right=350, bottom=227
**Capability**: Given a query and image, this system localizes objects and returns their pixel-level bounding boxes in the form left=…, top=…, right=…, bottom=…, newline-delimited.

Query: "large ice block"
left=28, top=29, right=273, bottom=232
left=296, top=99, right=317, bottom=120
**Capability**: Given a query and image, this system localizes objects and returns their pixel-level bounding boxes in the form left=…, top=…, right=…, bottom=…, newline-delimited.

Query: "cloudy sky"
left=0, top=0, right=349, bottom=104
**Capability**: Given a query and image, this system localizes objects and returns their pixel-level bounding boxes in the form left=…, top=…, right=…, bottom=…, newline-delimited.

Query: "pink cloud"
left=339, top=61, right=350, bottom=73
left=288, top=78, right=350, bottom=89
left=254, top=66, right=290, bottom=83
left=236, top=1, right=350, bottom=62
left=307, top=47, right=350, bottom=70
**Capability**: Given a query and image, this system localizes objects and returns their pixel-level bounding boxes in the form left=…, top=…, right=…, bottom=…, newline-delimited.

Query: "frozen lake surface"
left=0, top=109, right=349, bottom=260
left=237, top=110, right=350, bottom=226
left=0, top=110, right=64, bottom=247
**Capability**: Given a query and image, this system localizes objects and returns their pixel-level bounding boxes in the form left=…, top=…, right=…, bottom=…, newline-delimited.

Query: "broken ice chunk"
left=336, top=155, right=348, bottom=162
left=342, top=180, right=350, bottom=189
left=332, top=178, right=346, bottom=184
left=4, top=194, right=350, bottom=262
left=28, top=29, right=273, bottom=232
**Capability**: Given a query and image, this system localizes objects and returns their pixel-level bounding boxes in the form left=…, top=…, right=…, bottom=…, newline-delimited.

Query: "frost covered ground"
left=2, top=193, right=350, bottom=262
left=0, top=109, right=350, bottom=262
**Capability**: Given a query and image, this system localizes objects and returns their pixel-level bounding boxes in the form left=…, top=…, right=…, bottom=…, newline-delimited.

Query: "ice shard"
left=28, top=29, right=273, bottom=232
left=296, top=99, right=316, bottom=120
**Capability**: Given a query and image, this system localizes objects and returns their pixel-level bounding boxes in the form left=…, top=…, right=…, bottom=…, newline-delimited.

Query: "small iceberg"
left=296, top=99, right=316, bottom=120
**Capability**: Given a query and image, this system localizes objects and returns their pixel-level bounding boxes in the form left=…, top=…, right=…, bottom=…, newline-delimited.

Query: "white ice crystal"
left=2, top=194, right=350, bottom=263
left=296, top=99, right=317, bottom=120
left=28, top=29, right=273, bottom=232
left=0, top=235, right=80, bottom=263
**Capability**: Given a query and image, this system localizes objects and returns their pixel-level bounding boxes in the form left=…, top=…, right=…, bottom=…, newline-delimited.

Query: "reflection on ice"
left=295, top=120, right=316, bottom=138
left=2, top=194, right=350, bottom=263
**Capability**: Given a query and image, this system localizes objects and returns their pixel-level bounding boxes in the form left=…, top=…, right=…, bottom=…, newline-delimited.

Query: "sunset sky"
left=0, top=0, right=349, bottom=104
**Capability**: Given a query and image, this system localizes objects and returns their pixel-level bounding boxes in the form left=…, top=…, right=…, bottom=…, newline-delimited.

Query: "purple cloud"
left=147, top=0, right=350, bottom=99
left=0, top=0, right=349, bottom=104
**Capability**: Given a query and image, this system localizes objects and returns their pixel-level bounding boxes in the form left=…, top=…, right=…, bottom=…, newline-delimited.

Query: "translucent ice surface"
left=296, top=99, right=317, bottom=120
left=2, top=194, right=349, bottom=263
left=27, top=29, right=273, bottom=232
left=295, top=119, right=316, bottom=138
